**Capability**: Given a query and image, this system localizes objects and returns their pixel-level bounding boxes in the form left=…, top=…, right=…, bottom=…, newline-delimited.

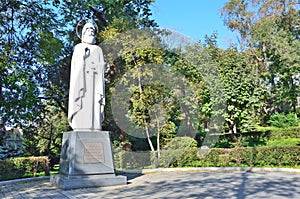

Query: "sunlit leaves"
left=221, top=0, right=300, bottom=128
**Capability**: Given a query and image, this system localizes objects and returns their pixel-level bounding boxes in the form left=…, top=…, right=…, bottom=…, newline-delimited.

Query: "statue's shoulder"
left=74, top=43, right=87, bottom=49
left=72, top=43, right=83, bottom=53
left=74, top=43, right=102, bottom=50
left=90, top=44, right=102, bottom=50
left=89, top=44, right=103, bottom=54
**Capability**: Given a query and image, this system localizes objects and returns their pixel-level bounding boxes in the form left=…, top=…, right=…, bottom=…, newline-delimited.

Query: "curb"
left=0, top=176, right=50, bottom=186
left=118, top=167, right=300, bottom=174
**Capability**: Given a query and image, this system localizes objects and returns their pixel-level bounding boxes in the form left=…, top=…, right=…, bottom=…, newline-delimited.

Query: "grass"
left=1, top=171, right=48, bottom=181
left=255, top=126, right=281, bottom=132
left=266, top=138, right=300, bottom=146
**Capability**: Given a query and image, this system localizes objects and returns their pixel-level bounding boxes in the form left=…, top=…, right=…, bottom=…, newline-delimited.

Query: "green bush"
left=269, top=112, right=299, bottom=128
left=158, top=137, right=199, bottom=167
left=114, top=140, right=300, bottom=169
left=114, top=150, right=152, bottom=170
left=199, top=146, right=300, bottom=167
left=269, top=127, right=300, bottom=140
left=0, top=156, right=50, bottom=181
left=212, top=127, right=300, bottom=148
left=113, top=137, right=200, bottom=169
left=266, top=138, right=300, bottom=146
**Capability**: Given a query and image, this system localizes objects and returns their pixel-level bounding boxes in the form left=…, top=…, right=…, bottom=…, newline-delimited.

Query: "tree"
left=109, top=29, right=171, bottom=151
left=0, top=0, right=62, bottom=126
left=218, top=48, right=259, bottom=134
left=36, top=106, right=69, bottom=158
left=221, top=0, right=300, bottom=121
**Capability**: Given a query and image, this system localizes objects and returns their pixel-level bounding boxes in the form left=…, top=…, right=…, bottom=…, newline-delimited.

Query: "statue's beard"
left=82, top=35, right=96, bottom=44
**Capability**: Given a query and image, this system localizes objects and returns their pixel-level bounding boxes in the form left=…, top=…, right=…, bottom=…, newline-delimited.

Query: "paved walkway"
left=1, top=170, right=300, bottom=198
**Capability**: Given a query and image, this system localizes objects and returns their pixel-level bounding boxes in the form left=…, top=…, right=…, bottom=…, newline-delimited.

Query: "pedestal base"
left=50, top=131, right=127, bottom=189
left=50, top=174, right=127, bottom=190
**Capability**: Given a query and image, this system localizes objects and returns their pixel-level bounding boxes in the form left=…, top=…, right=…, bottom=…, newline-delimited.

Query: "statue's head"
left=81, top=23, right=96, bottom=44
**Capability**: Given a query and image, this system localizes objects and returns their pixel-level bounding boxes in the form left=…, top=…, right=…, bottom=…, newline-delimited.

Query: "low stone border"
left=0, top=176, right=50, bottom=186
left=118, top=167, right=300, bottom=174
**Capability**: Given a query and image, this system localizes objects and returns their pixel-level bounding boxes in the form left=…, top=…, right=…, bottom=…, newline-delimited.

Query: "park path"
left=0, top=171, right=300, bottom=198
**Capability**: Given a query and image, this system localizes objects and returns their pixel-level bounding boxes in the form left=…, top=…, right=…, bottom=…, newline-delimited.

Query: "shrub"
left=269, top=112, right=299, bottom=128
left=0, top=156, right=50, bottom=181
left=266, top=138, right=300, bottom=146
left=212, top=127, right=300, bottom=148
left=269, top=127, right=300, bottom=140
left=114, top=150, right=151, bottom=170
left=114, top=145, right=300, bottom=169
left=199, top=146, right=300, bottom=168
left=158, top=137, right=199, bottom=167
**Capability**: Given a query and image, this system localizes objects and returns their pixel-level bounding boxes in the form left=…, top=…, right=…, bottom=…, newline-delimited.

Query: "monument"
left=50, top=22, right=127, bottom=190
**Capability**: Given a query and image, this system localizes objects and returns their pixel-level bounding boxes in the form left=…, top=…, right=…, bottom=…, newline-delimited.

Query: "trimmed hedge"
left=157, top=137, right=199, bottom=168
left=114, top=146, right=300, bottom=169
left=114, top=137, right=199, bottom=169
left=198, top=146, right=300, bottom=168
left=114, top=151, right=152, bottom=169
left=0, top=156, right=50, bottom=181
left=206, top=127, right=300, bottom=148
left=268, top=127, right=300, bottom=140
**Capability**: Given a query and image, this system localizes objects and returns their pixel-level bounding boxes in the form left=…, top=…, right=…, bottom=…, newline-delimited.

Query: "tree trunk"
left=145, top=124, right=155, bottom=151
left=228, top=118, right=237, bottom=138
left=179, top=78, right=196, bottom=137
left=182, top=104, right=196, bottom=137
left=155, top=113, right=160, bottom=162
left=46, top=124, right=53, bottom=156
left=290, top=77, right=297, bottom=113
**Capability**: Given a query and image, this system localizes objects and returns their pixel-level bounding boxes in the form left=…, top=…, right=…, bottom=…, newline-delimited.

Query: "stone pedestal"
left=50, top=131, right=127, bottom=190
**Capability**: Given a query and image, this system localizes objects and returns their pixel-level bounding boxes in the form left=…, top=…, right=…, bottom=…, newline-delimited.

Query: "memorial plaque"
left=83, top=142, right=104, bottom=163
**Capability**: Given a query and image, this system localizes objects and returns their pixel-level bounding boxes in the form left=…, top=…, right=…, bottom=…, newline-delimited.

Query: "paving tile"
left=0, top=171, right=300, bottom=198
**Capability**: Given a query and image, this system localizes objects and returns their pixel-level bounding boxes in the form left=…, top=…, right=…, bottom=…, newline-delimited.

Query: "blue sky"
left=150, top=0, right=237, bottom=48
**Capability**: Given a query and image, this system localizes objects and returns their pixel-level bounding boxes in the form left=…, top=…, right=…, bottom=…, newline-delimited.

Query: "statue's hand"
left=84, top=47, right=90, bottom=58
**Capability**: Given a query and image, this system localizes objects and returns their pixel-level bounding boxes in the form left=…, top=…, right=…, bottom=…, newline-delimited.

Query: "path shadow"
left=110, top=172, right=300, bottom=199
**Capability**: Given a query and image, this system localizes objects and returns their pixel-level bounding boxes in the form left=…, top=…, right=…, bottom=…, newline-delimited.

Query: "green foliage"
left=114, top=137, right=300, bottom=169
left=37, top=107, right=69, bottom=155
left=269, top=112, right=299, bottom=128
left=0, top=156, right=50, bottom=181
left=211, top=126, right=300, bottom=148
left=2, top=0, right=299, bottom=163
left=159, top=121, right=177, bottom=146
left=21, top=106, right=69, bottom=160
left=254, top=126, right=300, bottom=140
left=266, top=138, right=300, bottom=147
left=221, top=0, right=300, bottom=121
left=213, top=137, right=234, bottom=148
left=164, top=38, right=225, bottom=140
left=114, top=150, right=152, bottom=170
left=107, top=29, right=184, bottom=151
left=269, top=127, right=300, bottom=139
left=158, top=137, right=199, bottom=167
left=0, top=0, right=61, bottom=126
left=218, top=48, right=260, bottom=134
left=198, top=146, right=300, bottom=168
left=1, top=0, right=157, bottom=156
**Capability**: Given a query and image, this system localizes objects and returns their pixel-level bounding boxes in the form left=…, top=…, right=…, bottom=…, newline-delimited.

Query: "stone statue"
left=68, top=23, right=105, bottom=131
left=52, top=21, right=126, bottom=190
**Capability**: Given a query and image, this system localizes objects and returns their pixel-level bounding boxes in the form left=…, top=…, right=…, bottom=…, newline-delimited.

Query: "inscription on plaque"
left=83, top=142, right=104, bottom=163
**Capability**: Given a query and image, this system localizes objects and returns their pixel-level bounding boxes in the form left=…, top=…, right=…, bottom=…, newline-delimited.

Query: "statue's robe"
left=68, top=43, right=105, bottom=131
